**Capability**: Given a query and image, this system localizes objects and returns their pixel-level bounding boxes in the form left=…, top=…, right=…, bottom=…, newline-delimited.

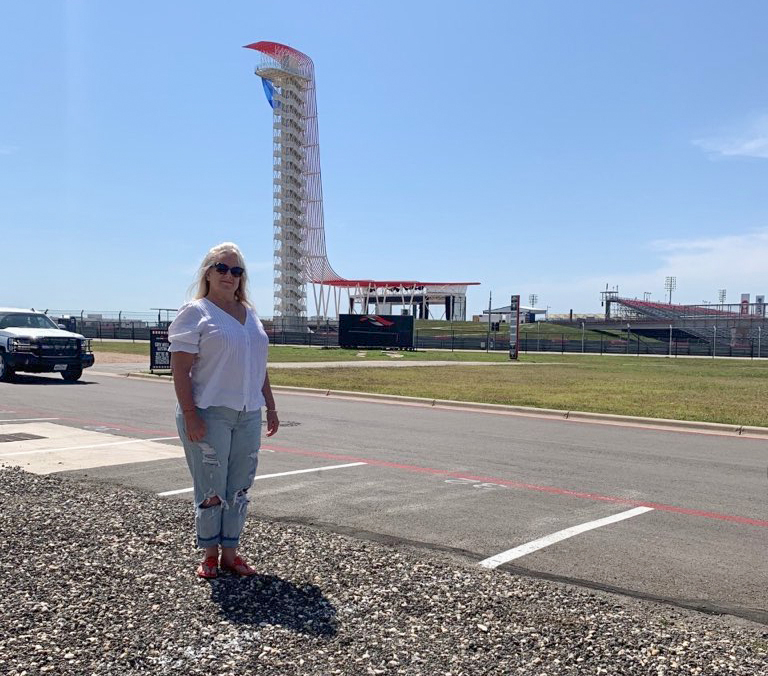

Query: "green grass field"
left=92, top=341, right=149, bottom=355
left=92, top=342, right=768, bottom=426
left=267, top=354, right=768, bottom=427
left=413, top=320, right=666, bottom=346
left=266, top=347, right=510, bottom=363
left=92, top=342, right=509, bottom=362
left=414, top=320, right=613, bottom=340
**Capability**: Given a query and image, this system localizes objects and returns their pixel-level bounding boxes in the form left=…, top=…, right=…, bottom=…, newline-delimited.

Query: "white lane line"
left=0, top=418, right=61, bottom=423
left=478, top=506, right=655, bottom=569
left=0, top=436, right=179, bottom=458
left=158, top=488, right=194, bottom=496
left=158, top=462, right=368, bottom=496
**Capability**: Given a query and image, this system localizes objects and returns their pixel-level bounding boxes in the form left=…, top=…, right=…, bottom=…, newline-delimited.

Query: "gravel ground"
left=1, top=467, right=766, bottom=675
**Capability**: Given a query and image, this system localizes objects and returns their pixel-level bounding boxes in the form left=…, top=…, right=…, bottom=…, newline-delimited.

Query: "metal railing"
left=41, top=311, right=768, bottom=358
left=45, top=309, right=178, bottom=341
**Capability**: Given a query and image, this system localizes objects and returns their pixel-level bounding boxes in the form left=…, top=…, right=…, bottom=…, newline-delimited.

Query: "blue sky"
left=3, top=1, right=768, bottom=318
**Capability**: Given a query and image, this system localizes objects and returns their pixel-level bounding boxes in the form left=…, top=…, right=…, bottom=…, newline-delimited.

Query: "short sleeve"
left=168, top=302, right=203, bottom=354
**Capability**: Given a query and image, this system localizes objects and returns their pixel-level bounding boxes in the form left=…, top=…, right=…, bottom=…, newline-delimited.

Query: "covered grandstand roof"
left=325, top=279, right=479, bottom=288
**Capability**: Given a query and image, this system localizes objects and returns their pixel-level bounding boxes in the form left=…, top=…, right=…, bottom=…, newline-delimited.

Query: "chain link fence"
left=44, top=310, right=768, bottom=358
left=46, top=310, right=177, bottom=341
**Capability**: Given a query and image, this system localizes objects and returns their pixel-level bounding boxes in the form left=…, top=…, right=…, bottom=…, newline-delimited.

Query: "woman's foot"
left=196, top=555, right=219, bottom=579
left=220, top=555, right=257, bottom=576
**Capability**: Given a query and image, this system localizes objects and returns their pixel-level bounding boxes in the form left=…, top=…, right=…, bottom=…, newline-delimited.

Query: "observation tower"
left=245, top=41, right=478, bottom=321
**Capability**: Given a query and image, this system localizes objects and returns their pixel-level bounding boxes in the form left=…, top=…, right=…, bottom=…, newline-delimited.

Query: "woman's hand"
left=184, top=410, right=207, bottom=442
left=265, top=409, right=280, bottom=437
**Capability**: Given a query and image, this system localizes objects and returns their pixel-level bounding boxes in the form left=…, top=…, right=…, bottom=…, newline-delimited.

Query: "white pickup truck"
left=0, top=307, right=95, bottom=382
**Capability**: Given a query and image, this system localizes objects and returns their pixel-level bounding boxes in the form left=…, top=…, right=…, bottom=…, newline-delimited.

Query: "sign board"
left=150, top=329, right=171, bottom=371
left=58, top=317, right=78, bottom=333
left=509, top=295, right=521, bottom=360
left=338, top=314, right=414, bottom=349
left=756, top=295, right=765, bottom=317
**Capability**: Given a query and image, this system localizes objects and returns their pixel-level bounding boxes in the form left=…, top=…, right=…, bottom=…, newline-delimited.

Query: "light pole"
left=669, top=324, right=673, bottom=357
left=759, top=326, right=762, bottom=358
left=581, top=321, right=585, bottom=353
left=486, top=291, right=492, bottom=353
left=664, top=276, right=677, bottom=304
left=712, top=326, right=717, bottom=358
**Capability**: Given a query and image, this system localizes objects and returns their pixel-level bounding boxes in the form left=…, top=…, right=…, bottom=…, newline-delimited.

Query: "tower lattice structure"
left=246, top=41, right=478, bottom=321
left=247, top=41, right=342, bottom=321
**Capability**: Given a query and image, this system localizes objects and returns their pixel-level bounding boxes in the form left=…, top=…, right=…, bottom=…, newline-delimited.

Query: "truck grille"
left=36, top=338, right=80, bottom=357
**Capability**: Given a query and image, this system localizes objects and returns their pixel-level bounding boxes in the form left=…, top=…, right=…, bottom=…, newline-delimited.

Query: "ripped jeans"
left=176, top=405, right=262, bottom=549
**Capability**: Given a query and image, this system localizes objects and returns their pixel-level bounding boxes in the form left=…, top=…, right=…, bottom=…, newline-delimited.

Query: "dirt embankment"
left=92, top=351, right=147, bottom=364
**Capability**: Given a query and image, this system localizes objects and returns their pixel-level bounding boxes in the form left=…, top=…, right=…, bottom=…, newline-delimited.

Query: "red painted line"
left=6, top=408, right=764, bottom=529
left=1, top=407, right=179, bottom=437
left=261, top=443, right=768, bottom=530
left=56, top=416, right=178, bottom=437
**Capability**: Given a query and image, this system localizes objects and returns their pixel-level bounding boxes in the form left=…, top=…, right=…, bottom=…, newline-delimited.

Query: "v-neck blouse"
left=168, top=298, right=269, bottom=411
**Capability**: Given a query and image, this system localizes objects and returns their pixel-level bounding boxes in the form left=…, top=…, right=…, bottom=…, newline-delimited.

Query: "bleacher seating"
left=613, top=298, right=766, bottom=348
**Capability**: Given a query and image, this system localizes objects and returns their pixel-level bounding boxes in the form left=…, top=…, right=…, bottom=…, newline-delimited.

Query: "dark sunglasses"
left=211, top=262, right=244, bottom=277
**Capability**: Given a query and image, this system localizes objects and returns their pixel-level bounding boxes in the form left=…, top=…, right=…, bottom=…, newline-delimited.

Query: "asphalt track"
left=1, top=370, right=766, bottom=625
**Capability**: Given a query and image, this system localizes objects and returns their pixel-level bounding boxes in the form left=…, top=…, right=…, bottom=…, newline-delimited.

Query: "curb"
left=92, top=371, right=172, bottom=381
left=113, top=371, right=768, bottom=439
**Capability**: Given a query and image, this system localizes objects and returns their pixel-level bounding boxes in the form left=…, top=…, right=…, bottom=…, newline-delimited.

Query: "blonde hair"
left=191, top=242, right=251, bottom=306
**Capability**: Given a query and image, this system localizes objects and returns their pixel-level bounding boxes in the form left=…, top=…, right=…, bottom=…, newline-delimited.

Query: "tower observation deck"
left=245, top=41, right=478, bottom=321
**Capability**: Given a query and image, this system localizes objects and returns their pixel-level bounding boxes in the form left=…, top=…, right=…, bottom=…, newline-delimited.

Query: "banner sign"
left=150, top=329, right=171, bottom=371
left=509, top=295, right=521, bottom=360
left=262, top=78, right=278, bottom=108
left=339, top=314, right=414, bottom=349
left=740, top=293, right=750, bottom=315
left=756, top=295, right=765, bottom=317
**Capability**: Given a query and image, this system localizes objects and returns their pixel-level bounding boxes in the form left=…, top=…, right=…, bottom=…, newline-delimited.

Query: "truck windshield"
left=0, top=314, right=60, bottom=330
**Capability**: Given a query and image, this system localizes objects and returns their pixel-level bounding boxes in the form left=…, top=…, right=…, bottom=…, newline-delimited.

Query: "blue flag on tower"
left=262, top=78, right=276, bottom=108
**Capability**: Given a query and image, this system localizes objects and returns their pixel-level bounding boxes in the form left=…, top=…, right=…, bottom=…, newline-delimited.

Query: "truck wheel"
left=0, top=354, right=15, bottom=382
left=61, top=367, right=83, bottom=382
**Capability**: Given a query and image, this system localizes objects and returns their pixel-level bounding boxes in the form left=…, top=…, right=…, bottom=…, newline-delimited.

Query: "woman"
left=169, top=242, right=279, bottom=579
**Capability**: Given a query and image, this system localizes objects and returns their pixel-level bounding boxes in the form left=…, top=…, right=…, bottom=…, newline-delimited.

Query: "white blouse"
left=168, top=298, right=270, bottom=412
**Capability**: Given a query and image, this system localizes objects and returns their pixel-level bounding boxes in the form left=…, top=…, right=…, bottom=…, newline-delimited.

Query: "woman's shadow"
left=209, top=573, right=337, bottom=638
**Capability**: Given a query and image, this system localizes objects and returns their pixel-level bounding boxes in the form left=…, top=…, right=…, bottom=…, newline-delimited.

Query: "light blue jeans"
left=176, top=405, right=262, bottom=549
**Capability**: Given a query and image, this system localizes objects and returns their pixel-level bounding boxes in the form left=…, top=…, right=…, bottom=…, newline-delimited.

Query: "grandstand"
left=603, top=295, right=768, bottom=350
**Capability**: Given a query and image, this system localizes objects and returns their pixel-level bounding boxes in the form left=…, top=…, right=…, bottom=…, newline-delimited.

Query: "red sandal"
left=220, top=555, right=257, bottom=576
left=196, top=555, right=219, bottom=579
